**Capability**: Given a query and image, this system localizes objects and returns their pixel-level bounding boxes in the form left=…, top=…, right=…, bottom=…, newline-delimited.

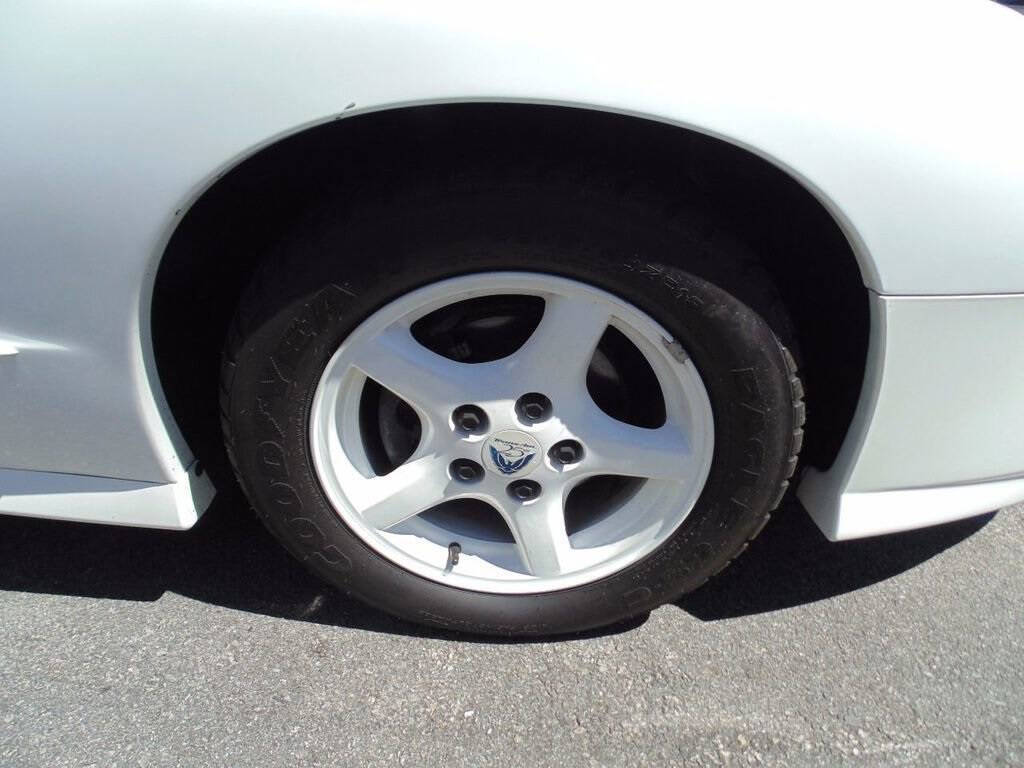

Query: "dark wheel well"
left=152, top=103, right=868, bottom=485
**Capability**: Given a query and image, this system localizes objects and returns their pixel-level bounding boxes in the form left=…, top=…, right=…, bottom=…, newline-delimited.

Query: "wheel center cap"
left=483, top=430, right=542, bottom=477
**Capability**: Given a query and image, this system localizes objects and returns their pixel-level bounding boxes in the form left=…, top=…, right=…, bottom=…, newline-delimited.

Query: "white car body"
left=1, top=0, right=1023, bottom=539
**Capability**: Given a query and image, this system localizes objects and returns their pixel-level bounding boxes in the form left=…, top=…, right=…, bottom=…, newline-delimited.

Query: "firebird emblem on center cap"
left=483, top=430, right=541, bottom=476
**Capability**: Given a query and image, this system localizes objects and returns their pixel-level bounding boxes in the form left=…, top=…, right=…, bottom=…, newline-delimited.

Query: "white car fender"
left=0, top=0, right=1022, bottom=532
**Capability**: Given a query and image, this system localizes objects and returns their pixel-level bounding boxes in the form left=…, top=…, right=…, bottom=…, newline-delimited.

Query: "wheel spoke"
left=507, top=293, right=610, bottom=393
left=350, top=453, right=453, bottom=530
left=503, top=495, right=575, bottom=578
left=581, top=410, right=692, bottom=482
left=350, top=325, right=496, bottom=414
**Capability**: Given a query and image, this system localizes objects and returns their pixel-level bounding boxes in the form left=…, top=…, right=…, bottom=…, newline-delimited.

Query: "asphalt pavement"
left=0, top=489, right=1020, bottom=767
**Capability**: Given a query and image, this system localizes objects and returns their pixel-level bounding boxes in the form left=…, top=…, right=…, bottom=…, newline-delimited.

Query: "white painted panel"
left=0, top=0, right=1022, bottom=523
left=807, top=474, right=1024, bottom=541
left=0, top=466, right=214, bottom=530
left=799, top=293, right=1024, bottom=539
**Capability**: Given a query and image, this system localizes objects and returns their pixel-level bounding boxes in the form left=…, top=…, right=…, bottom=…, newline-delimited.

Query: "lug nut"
left=452, top=404, right=488, bottom=435
left=450, top=459, right=483, bottom=483
left=515, top=393, right=552, bottom=424
left=549, top=440, right=584, bottom=466
left=507, top=479, right=542, bottom=502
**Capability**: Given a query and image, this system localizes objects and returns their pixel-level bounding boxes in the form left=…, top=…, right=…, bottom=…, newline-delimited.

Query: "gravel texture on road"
left=1, top=494, right=1021, bottom=767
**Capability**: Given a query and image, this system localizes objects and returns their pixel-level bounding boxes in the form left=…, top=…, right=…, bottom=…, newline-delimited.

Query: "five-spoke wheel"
left=310, top=273, right=715, bottom=593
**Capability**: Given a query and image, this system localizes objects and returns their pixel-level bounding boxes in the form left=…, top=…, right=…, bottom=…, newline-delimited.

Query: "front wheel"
left=221, top=181, right=804, bottom=636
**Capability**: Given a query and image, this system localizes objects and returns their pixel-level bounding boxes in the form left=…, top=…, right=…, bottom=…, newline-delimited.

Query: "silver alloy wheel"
left=310, top=272, right=715, bottom=594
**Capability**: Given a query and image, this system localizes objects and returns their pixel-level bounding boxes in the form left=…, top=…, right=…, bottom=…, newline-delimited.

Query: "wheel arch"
left=151, top=102, right=870, bottom=488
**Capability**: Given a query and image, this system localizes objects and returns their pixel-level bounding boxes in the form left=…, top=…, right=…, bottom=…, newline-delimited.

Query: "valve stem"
left=445, top=542, right=462, bottom=573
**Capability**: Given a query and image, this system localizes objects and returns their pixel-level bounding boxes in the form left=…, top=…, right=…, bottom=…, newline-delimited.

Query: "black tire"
left=220, top=178, right=805, bottom=637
